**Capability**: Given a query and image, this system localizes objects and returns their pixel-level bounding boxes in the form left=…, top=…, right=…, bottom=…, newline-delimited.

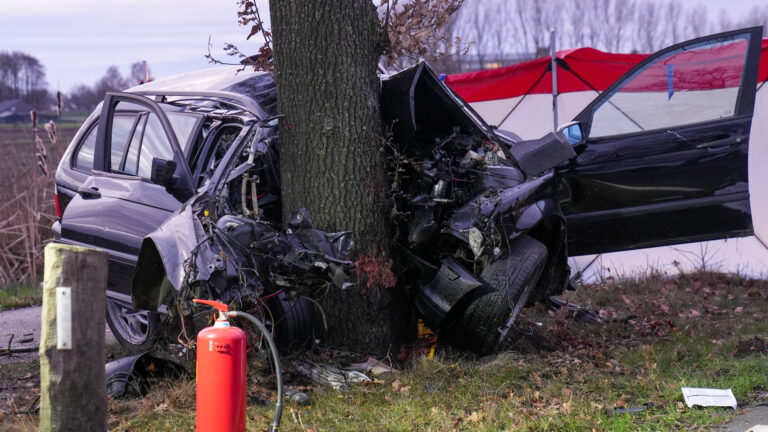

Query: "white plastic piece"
left=56, top=287, right=72, bottom=350
left=468, top=227, right=483, bottom=259
left=681, top=387, right=738, bottom=409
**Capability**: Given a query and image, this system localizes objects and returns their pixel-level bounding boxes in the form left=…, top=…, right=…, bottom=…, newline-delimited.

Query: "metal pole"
left=550, top=29, right=558, bottom=132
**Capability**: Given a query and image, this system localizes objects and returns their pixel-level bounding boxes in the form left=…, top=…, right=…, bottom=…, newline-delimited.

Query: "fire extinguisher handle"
left=192, top=298, right=229, bottom=312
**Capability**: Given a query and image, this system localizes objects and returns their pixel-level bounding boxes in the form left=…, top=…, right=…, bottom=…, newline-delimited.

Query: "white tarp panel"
left=470, top=92, right=599, bottom=140
left=749, top=83, right=768, bottom=249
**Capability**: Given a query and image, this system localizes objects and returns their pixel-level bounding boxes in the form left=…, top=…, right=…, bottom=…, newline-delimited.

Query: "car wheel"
left=106, top=298, right=159, bottom=353
left=264, top=292, right=316, bottom=352
left=447, top=235, right=548, bottom=355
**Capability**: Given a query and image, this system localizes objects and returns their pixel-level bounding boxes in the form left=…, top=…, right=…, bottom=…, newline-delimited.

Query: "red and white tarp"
left=444, top=40, right=768, bottom=140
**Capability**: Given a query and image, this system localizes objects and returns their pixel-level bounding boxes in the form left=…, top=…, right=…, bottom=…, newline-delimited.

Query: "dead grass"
left=0, top=122, right=78, bottom=286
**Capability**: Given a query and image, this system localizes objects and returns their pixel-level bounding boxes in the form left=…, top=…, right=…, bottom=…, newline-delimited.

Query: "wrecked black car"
left=52, top=26, right=764, bottom=355
left=381, top=63, right=576, bottom=353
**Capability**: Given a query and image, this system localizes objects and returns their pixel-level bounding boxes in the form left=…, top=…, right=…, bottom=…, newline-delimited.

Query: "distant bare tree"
left=468, top=0, right=492, bottom=67
left=510, top=0, right=562, bottom=57
left=662, top=0, right=683, bottom=45
left=0, top=51, right=50, bottom=108
left=567, top=0, right=588, bottom=48
left=433, top=0, right=756, bottom=75
left=604, top=0, right=635, bottom=52
left=684, top=4, right=709, bottom=38
left=65, top=64, right=139, bottom=111
left=737, top=5, right=768, bottom=28
left=716, top=8, right=734, bottom=32
left=64, top=84, right=96, bottom=111
left=635, top=0, right=663, bottom=52
left=583, top=0, right=609, bottom=49
left=508, top=0, right=534, bottom=55
left=487, top=1, right=510, bottom=64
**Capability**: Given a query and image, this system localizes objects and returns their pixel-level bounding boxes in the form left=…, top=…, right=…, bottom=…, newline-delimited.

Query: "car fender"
left=132, top=203, right=215, bottom=310
left=510, top=196, right=562, bottom=241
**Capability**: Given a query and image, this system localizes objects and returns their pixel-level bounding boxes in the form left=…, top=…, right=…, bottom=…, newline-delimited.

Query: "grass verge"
left=0, top=282, right=42, bottom=310
left=3, top=271, right=768, bottom=431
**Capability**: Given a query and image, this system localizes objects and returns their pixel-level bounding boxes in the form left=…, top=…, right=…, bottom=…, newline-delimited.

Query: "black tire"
left=265, top=292, right=316, bottom=353
left=106, top=298, right=160, bottom=353
left=447, top=235, right=547, bottom=354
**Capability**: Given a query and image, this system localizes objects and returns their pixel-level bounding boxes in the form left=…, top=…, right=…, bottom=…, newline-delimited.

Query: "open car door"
left=59, top=92, right=195, bottom=299
left=559, top=27, right=763, bottom=256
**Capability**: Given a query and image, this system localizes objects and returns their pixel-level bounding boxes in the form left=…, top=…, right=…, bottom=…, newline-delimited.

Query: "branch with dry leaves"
left=205, top=0, right=274, bottom=73
left=207, top=0, right=469, bottom=73
left=378, top=0, right=470, bottom=66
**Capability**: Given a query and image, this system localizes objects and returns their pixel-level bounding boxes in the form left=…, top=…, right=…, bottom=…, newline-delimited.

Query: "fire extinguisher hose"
left=227, top=310, right=284, bottom=432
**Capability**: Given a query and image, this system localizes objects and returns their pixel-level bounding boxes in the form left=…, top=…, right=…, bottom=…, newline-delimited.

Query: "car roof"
left=125, top=66, right=277, bottom=116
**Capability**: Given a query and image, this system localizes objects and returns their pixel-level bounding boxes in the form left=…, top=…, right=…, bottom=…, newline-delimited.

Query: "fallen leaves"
left=391, top=379, right=410, bottom=394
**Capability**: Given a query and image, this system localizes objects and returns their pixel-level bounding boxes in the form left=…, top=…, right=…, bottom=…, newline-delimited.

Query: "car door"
left=59, top=93, right=195, bottom=300
left=558, top=27, right=763, bottom=256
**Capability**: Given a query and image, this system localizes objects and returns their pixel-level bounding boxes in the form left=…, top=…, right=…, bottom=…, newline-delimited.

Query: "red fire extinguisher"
left=193, top=299, right=284, bottom=432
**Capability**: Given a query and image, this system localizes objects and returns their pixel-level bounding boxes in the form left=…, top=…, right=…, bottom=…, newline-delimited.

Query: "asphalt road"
left=0, top=306, right=117, bottom=364
left=718, top=406, right=768, bottom=432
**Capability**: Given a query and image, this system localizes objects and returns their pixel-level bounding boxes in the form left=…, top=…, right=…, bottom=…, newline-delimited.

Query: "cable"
left=227, top=310, right=283, bottom=432
left=298, top=295, right=328, bottom=333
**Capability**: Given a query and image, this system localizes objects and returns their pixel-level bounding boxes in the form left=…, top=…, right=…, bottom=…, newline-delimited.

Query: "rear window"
left=73, top=124, right=98, bottom=171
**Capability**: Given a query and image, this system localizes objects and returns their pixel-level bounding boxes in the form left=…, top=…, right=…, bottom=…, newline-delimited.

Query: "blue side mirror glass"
left=562, top=123, right=584, bottom=146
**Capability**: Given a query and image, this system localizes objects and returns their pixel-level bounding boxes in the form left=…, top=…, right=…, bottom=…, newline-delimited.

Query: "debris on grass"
left=681, top=387, right=738, bottom=409
left=609, top=402, right=654, bottom=416
left=547, top=296, right=605, bottom=325
left=347, top=357, right=396, bottom=376
left=295, top=361, right=372, bottom=390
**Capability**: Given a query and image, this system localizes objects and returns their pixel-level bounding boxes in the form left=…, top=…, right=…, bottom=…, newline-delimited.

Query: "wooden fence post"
left=39, top=243, right=108, bottom=432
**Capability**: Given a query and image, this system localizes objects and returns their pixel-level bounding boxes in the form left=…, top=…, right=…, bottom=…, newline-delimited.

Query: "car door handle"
left=696, top=135, right=746, bottom=149
left=77, top=185, right=101, bottom=199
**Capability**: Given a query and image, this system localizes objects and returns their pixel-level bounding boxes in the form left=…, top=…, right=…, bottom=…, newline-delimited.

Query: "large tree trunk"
left=270, top=0, right=414, bottom=355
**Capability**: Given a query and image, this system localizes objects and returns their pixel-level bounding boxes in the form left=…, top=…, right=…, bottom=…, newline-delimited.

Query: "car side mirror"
left=557, top=122, right=585, bottom=146
left=150, top=158, right=177, bottom=187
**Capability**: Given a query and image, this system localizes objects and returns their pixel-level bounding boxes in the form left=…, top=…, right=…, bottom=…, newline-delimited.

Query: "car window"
left=123, top=114, right=147, bottom=175
left=110, top=114, right=139, bottom=171
left=137, top=112, right=176, bottom=179
left=166, top=112, right=200, bottom=155
left=590, top=34, right=750, bottom=138
left=74, top=123, right=98, bottom=171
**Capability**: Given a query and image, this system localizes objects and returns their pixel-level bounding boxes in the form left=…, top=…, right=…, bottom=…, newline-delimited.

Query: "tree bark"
left=270, top=0, right=414, bottom=354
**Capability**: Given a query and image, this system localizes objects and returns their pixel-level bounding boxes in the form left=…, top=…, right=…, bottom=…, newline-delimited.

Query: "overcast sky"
left=0, top=0, right=764, bottom=93
left=0, top=0, right=269, bottom=92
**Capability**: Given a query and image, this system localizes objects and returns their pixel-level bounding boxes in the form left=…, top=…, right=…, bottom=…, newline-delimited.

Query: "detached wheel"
left=106, top=298, right=159, bottom=353
left=447, top=235, right=547, bottom=354
left=264, top=292, right=316, bottom=353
